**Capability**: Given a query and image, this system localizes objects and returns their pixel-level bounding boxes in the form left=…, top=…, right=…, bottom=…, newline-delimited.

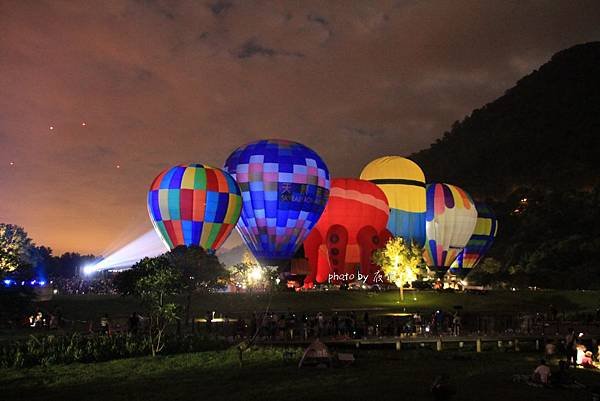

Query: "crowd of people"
left=51, top=278, right=116, bottom=295
left=200, top=309, right=464, bottom=341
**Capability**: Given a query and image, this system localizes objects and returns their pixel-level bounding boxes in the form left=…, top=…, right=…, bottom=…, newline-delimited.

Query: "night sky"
left=1, top=0, right=599, bottom=255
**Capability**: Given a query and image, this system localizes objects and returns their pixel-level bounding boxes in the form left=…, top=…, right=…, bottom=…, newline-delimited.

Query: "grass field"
left=3, top=290, right=600, bottom=400
left=2, top=348, right=599, bottom=401
left=40, top=289, right=600, bottom=322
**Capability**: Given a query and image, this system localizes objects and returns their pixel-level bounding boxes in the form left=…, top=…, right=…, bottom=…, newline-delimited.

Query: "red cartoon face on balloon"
left=303, top=178, right=391, bottom=285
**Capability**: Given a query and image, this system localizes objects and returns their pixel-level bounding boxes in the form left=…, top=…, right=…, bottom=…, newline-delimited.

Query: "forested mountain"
left=412, top=42, right=600, bottom=288
left=412, top=42, right=600, bottom=198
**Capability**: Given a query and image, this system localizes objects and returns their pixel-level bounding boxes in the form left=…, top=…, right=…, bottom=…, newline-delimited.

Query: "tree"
left=166, top=246, right=227, bottom=326
left=228, top=251, right=277, bottom=292
left=466, top=257, right=504, bottom=287
left=127, top=256, right=182, bottom=356
left=0, top=224, right=34, bottom=272
left=372, top=237, right=423, bottom=302
left=50, top=252, right=97, bottom=278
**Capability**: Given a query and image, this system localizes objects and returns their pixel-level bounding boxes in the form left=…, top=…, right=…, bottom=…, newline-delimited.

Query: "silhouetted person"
left=565, top=328, right=577, bottom=367
left=100, top=313, right=110, bottom=335
left=205, top=311, right=213, bottom=333
left=128, top=312, right=140, bottom=335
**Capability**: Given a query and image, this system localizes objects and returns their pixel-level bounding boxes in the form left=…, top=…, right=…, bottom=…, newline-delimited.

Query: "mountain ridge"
left=411, top=41, right=600, bottom=198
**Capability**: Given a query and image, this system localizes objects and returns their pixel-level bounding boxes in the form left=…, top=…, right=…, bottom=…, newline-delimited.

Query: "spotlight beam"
left=85, top=230, right=168, bottom=274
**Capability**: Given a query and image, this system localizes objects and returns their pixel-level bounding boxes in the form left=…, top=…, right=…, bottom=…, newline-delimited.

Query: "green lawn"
left=41, top=289, right=600, bottom=322
left=2, top=348, right=599, bottom=401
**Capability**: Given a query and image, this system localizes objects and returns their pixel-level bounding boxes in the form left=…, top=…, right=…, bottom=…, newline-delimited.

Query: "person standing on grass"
left=100, top=313, right=110, bottom=335
left=565, top=328, right=577, bottom=367
left=287, top=310, right=296, bottom=340
left=414, top=312, right=422, bottom=335
left=128, top=312, right=140, bottom=335
left=205, top=310, right=213, bottom=333
left=452, top=313, right=461, bottom=336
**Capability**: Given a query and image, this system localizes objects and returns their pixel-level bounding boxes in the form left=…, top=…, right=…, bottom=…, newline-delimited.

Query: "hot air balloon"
left=224, top=139, right=330, bottom=265
left=303, top=178, right=392, bottom=285
left=147, top=164, right=242, bottom=252
left=450, top=202, right=498, bottom=277
left=360, top=156, right=426, bottom=246
left=423, top=183, right=477, bottom=274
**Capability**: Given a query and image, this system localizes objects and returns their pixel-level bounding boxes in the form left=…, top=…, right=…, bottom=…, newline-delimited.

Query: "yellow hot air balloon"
left=360, top=156, right=426, bottom=246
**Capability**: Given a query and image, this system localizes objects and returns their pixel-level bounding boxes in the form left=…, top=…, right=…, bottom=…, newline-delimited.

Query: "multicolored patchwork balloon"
left=450, top=202, right=498, bottom=276
left=147, top=164, right=242, bottom=252
left=360, top=156, right=426, bottom=246
left=423, top=183, right=477, bottom=273
left=224, top=139, right=330, bottom=263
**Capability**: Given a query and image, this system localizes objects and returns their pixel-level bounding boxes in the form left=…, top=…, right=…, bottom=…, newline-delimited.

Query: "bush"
left=0, top=332, right=228, bottom=368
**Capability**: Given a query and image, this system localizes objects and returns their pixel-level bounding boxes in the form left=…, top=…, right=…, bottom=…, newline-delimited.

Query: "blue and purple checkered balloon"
left=224, top=139, right=330, bottom=262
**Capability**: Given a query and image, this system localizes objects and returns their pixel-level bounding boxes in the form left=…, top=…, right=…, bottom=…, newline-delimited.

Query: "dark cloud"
left=133, top=0, right=176, bottom=20
left=236, top=38, right=304, bottom=59
left=343, top=127, right=384, bottom=139
left=0, top=0, right=599, bottom=254
left=308, top=14, right=328, bottom=26
left=209, top=0, right=233, bottom=16
left=237, top=39, right=276, bottom=58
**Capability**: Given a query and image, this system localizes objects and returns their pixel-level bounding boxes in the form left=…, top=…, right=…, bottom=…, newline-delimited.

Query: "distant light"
left=249, top=266, right=262, bottom=282
left=53, top=289, right=59, bottom=295
left=3, top=279, right=11, bottom=286
left=9, top=161, right=15, bottom=166
left=49, top=126, right=54, bottom=130
left=116, top=164, right=121, bottom=169
left=39, top=280, right=46, bottom=286
left=81, top=122, right=87, bottom=126
left=83, top=264, right=96, bottom=276
left=30, top=280, right=36, bottom=285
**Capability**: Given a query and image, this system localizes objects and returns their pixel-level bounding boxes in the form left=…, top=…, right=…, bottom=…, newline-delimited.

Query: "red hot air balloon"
left=303, top=178, right=392, bottom=286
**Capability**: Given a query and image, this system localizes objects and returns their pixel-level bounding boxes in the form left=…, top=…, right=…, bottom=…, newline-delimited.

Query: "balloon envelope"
left=423, top=183, right=477, bottom=273
left=147, top=164, right=242, bottom=252
left=450, top=202, right=498, bottom=276
left=360, top=156, right=426, bottom=246
left=303, top=178, right=390, bottom=284
left=224, top=139, right=330, bottom=263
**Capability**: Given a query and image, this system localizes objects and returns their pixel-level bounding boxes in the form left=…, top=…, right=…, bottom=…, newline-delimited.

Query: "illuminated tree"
left=372, top=237, right=423, bottom=302
left=0, top=224, right=34, bottom=273
left=228, top=251, right=276, bottom=291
